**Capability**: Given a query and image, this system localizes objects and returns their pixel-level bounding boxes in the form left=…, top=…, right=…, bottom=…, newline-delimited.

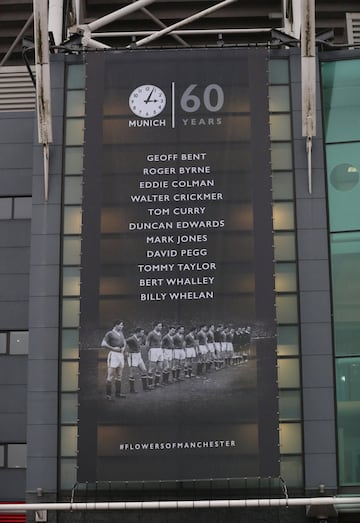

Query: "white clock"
left=129, top=84, right=166, bottom=118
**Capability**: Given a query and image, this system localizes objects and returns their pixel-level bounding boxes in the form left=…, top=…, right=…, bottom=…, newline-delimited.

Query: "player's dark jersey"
left=226, top=331, right=234, bottom=343
left=243, top=328, right=251, bottom=345
left=233, top=331, right=242, bottom=348
left=162, top=333, right=174, bottom=349
left=213, top=330, right=222, bottom=343
left=126, top=335, right=142, bottom=353
left=207, top=330, right=215, bottom=343
left=102, top=329, right=125, bottom=349
left=173, top=332, right=184, bottom=349
left=147, top=330, right=162, bottom=349
left=197, top=330, right=207, bottom=346
left=185, top=333, right=195, bottom=347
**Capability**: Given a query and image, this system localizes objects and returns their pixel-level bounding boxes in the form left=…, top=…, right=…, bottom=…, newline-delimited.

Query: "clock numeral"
left=129, top=85, right=166, bottom=118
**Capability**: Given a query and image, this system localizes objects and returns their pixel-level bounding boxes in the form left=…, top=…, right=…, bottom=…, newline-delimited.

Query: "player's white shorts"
left=198, top=344, right=208, bottom=355
left=227, top=342, right=234, bottom=354
left=185, top=346, right=196, bottom=358
left=148, top=347, right=163, bottom=362
left=127, top=352, right=144, bottom=367
left=163, top=348, right=173, bottom=361
left=215, top=342, right=222, bottom=354
left=207, top=342, right=215, bottom=354
left=107, top=351, right=124, bottom=368
left=173, top=348, right=186, bottom=360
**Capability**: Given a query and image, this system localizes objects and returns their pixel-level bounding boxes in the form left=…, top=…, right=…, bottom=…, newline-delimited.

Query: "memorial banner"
left=78, top=48, right=279, bottom=482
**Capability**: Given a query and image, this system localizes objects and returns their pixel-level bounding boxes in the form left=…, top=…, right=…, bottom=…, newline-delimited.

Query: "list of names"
left=127, top=151, right=226, bottom=302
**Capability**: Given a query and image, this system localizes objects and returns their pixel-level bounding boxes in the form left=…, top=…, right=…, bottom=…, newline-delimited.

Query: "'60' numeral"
left=180, top=84, right=224, bottom=113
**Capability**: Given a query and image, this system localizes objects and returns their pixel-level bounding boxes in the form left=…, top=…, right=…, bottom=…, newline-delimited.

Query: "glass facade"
left=269, top=58, right=303, bottom=487
left=0, top=444, right=27, bottom=468
left=60, top=63, right=85, bottom=489
left=0, top=196, right=32, bottom=219
left=0, top=331, right=29, bottom=354
left=322, top=57, right=360, bottom=486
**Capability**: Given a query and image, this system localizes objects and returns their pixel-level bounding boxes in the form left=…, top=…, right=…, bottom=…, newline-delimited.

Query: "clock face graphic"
left=129, top=84, right=166, bottom=118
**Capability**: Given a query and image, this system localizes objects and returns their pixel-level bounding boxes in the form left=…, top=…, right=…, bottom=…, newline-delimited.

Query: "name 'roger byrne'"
left=143, top=153, right=208, bottom=174
left=143, top=165, right=210, bottom=175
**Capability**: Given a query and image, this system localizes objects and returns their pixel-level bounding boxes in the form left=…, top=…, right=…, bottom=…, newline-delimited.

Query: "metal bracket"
left=35, top=510, right=48, bottom=522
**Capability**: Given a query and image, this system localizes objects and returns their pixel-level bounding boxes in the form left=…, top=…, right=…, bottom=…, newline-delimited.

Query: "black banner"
left=78, top=48, right=278, bottom=482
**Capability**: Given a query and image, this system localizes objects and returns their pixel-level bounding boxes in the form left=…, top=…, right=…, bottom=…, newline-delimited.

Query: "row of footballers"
left=102, top=321, right=251, bottom=399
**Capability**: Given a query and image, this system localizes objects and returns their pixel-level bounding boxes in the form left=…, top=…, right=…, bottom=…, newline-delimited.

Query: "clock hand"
left=144, top=88, right=155, bottom=103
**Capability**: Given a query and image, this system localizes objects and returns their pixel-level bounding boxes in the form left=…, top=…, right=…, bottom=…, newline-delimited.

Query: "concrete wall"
left=0, top=110, right=34, bottom=500
left=290, top=50, right=338, bottom=492
left=26, top=56, right=65, bottom=504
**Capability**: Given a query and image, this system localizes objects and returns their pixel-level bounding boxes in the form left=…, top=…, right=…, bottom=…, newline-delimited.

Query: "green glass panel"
left=280, top=422, right=302, bottom=454
left=280, top=455, right=303, bottom=487
left=65, top=119, right=84, bottom=145
left=61, top=361, right=79, bottom=391
left=276, top=295, right=298, bottom=324
left=324, top=106, right=360, bottom=143
left=279, top=390, right=301, bottom=420
left=63, top=267, right=80, bottom=296
left=277, top=325, right=299, bottom=356
left=61, top=426, right=78, bottom=456
left=62, top=329, right=79, bottom=359
left=275, top=263, right=297, bottom=292
left=65, top=147, right=83, bottom=175
left=270, top=114, right=291, bottom=141
left=62, top=299, right=80, bottom=328
left=272, top=171, right=294, bottom=200
left=322, top=59, right=360, bottom=143
left=63, top=237, right=81, bottom=266
left=64, top=176, right=83, bottom=205
left=269, top=59, right=289, bottom=84
left=278, top=358, right=300, bottom=388
left=61, top=393, right=78, bottom=423
left=66, top=90, right=85, bottom=117
left=273, top=202, right=295, bottom=230
left=326, top=143, right=360, bottom=232
left=336, top=358, right=360, bottom=401
left=67, top=64, right=86, bottom=89
left=331, top=232, right=360, bottom=355
left=63, top=206, right=82, bottom=235
left=336, top=357, right=360, bottom=485
left=271, top=142, right=293, bottom=170
left=60, top=458, right=77, bottom=489
left=274, top=232, right=296, bottom=261
left=335, top=322, right=360, bottom=357
left=269, top=85, right=290, bottom=112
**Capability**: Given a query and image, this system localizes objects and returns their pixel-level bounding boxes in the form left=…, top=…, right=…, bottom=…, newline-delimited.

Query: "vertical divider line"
left=171, top=82, right=175, bottom=128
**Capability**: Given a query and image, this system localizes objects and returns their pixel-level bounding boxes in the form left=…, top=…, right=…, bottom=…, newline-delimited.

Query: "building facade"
left=1, top=2, right=360, bottom=522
